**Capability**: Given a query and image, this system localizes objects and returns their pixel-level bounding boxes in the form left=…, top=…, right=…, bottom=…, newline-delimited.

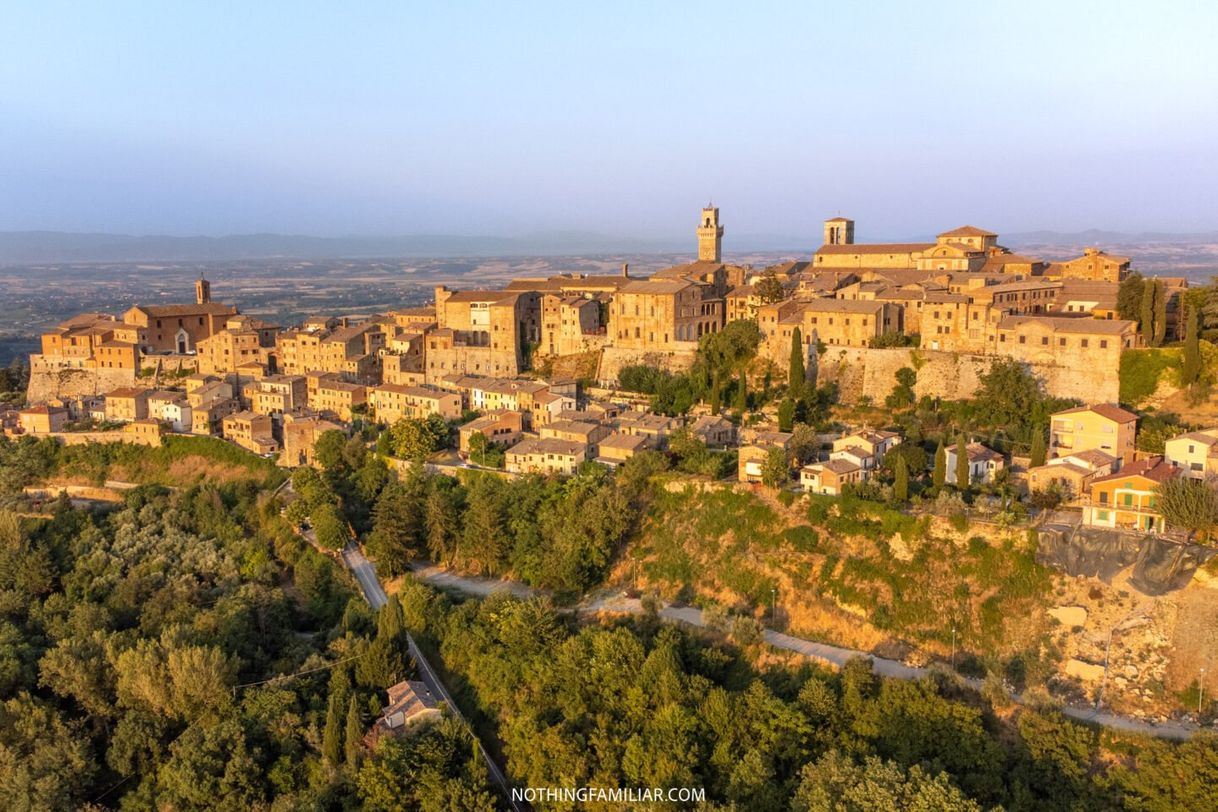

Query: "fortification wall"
left=26, top=355, right=197, bottom=404
left=813, top=346, right=1120, bottom=404
left=596, top=346, right=700, bottom=385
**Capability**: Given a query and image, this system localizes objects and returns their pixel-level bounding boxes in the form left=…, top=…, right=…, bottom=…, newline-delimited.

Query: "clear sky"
left=2, top=1, right=1216, bottom=242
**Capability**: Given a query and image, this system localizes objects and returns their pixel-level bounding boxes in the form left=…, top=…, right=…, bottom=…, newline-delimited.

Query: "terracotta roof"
left=996, top=315, right=1136, bottom=335
left=1090, top=456, right=1177, bottom=486
left=507, top=437, right=587, bottom=457
left=129, top=302, right=237, bottom=317
left=620, top=279, right=694, bottom=294
left=938, top=225, right=997, bottom=238
left=443, top=290, right=511, bottom=303
left=806, top=459, right=861, bottom=475
left=1053, top=403, right=1138, bottom=424
left=816, top=243, right=935, bottom=255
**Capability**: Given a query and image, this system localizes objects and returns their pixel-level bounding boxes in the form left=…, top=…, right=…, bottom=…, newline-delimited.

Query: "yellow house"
left=1164, top=429, right=1218, bottom=479
left=1049, top=404, right=1138, bottom=464
left=1082, top=456, right=1177, bottom=532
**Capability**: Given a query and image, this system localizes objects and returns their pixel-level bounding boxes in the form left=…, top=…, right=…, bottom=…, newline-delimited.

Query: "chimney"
left=621, top=263, right=629, bottom=278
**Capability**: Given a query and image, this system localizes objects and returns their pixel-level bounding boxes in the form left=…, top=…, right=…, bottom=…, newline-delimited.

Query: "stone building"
left=104, top=387, right=150, bottom=422
left=505, top=437, right=588, bottom=475
left=277, top=322, right=384, bottom=383
left=280, top=415, right=345, bottom=467
left=538, top=294, right=604, bottom=356
left=458, top=411, right=525, bottom=455
left=368, top=383, right=461, bottom=424
left=759, top=298, right=900, bottom=367
left=195, top=315, right=278, bottom=375
left=245, top=375, right=308, bottom=417
left=18, top=404, right=68, bottom=434
left=1047, top=247, right=1131, bottom=283
left=307, top=374, right=367, bottom=421
left=222, top=410, right=277, bottom=455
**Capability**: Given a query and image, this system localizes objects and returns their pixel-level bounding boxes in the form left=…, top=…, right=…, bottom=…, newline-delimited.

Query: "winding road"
left=340, top=544, right=526, bottom=811
left=406, top=563, right=1206, bottom=742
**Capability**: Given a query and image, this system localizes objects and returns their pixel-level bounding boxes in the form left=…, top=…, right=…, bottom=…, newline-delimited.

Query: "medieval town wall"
left=813, top=346, right=1120, bottom=404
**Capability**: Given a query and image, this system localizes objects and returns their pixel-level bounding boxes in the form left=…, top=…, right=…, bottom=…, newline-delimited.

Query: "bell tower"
left=823, top=217, right=854, bottom=246
left=697, top=205, right=723, bottom=263
left=195, top=274, right=212, bottom=304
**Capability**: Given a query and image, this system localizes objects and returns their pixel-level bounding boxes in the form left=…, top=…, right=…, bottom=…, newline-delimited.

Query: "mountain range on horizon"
left=1, top=227, right=1216, bottom=265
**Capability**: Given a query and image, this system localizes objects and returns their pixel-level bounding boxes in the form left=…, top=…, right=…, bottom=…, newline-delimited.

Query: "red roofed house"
left=364, top=680, right=442, bottom=748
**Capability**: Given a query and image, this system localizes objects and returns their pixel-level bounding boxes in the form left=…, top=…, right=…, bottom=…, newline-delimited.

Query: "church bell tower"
left=195, top=274, right=212, bottom=304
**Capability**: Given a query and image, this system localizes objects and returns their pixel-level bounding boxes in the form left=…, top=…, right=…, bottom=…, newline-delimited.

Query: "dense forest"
left=0, top=465, right=497, bottom=810
left=400, top=580, right=1218, bottom=812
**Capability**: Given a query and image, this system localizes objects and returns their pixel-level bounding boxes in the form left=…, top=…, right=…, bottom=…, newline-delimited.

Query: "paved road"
left=412, top=568, right=1205, bottom=741
left=340, top=544, right=526, bottom=811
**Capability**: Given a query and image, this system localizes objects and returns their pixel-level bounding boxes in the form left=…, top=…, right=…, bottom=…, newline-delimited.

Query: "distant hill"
left=0, top=230, right=695, bottom=263
left=1002, top=229, right=1218, bottom=246
left=2, top=228, right=1214, bottom=264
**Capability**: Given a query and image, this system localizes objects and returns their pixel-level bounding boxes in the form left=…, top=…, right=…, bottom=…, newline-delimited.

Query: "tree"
left=778, top=398, right=795, bottom=432
left=756, top=272, right=785, bottom=304
left=791, top=750, right=979, bottom=812
left=789, top=424, right=819, bottom=466
left=1117, top=272, right=1144, bottom=321
left=886, top=366, right=917, bottom=410
left=955, top=435, right=970, bottom=490
left=1030, top=427, right=1047, bottom=468
left=311, top=502, right=348, bottom=550
left=313, top=429, right=349, bottom=471
left=1182, top=303, right=1203, bottom=387
left=789, top=327, right=806, bottom=390
left=1140, top=277, right=1157, bottom=344
left=344, top=695, right=364, bottom=767
left=1153, top=279, right=1168, bottom=347
left=387, top=415, right=449, bottom=461
left=932, top=441, right=947, bottom=489
left=761, top=447, right=790, bottom=490
left=323, top=690, right=345, bottom=766
left=1155, top=477, right=1218, bottom=541
left=710, top=372, right=722, bottom=415
left=893, top=454, right=909, bottom=502
left=365, top=480, right=423, bottom=573
left=734, top=374, right=748, bottom=413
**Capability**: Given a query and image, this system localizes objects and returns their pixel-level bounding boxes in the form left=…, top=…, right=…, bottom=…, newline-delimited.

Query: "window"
left=1100, top=340, right=1108, bottom=349
left=1059, top=338, right=1066, bottom=346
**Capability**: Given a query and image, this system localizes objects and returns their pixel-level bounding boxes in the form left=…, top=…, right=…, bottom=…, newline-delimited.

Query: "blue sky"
left=2, top=1, right=1216, bottom=242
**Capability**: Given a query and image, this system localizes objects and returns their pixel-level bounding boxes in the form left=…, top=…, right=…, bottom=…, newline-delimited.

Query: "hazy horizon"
left=3, top=1, right=1217, bottom=238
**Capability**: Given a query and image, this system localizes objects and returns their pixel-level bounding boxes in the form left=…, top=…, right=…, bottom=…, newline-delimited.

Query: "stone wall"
left=27, top=355, right=198, bottom=404
left=596, top=346, right=700, bottom=385
left=814, top=345, right=1120, bottom=404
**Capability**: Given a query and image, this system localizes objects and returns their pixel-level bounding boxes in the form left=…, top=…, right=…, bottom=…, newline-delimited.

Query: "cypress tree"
left=1182, top=304, right=1202, bottom=386
left=377, top=595, right=405, bottom=642
left=1153, top=280, right=1168, bottom=347
left=932, top=441, right=946, bottom=489
left=893, top=454, right=909, bottom=502
left=344, top=695, right=364, bottom=766
left=710, top=372, right=721, bottom=415
left=1030, top=428, right=1047, bottom=468
left=734, top=373, right=748, bottom=413
left=955, top=435, right=969, bottom=490
left=1140, top=277, right=1155, bottom=344
left=778, top=398, right=795, bottom=432
left=322, top=692, right=344, bottom=766
left=789, top=326, right=805, bottom=390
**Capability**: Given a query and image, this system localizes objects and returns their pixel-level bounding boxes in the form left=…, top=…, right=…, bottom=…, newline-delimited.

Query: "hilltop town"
left=8, top=204, right=1204, bottom=483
